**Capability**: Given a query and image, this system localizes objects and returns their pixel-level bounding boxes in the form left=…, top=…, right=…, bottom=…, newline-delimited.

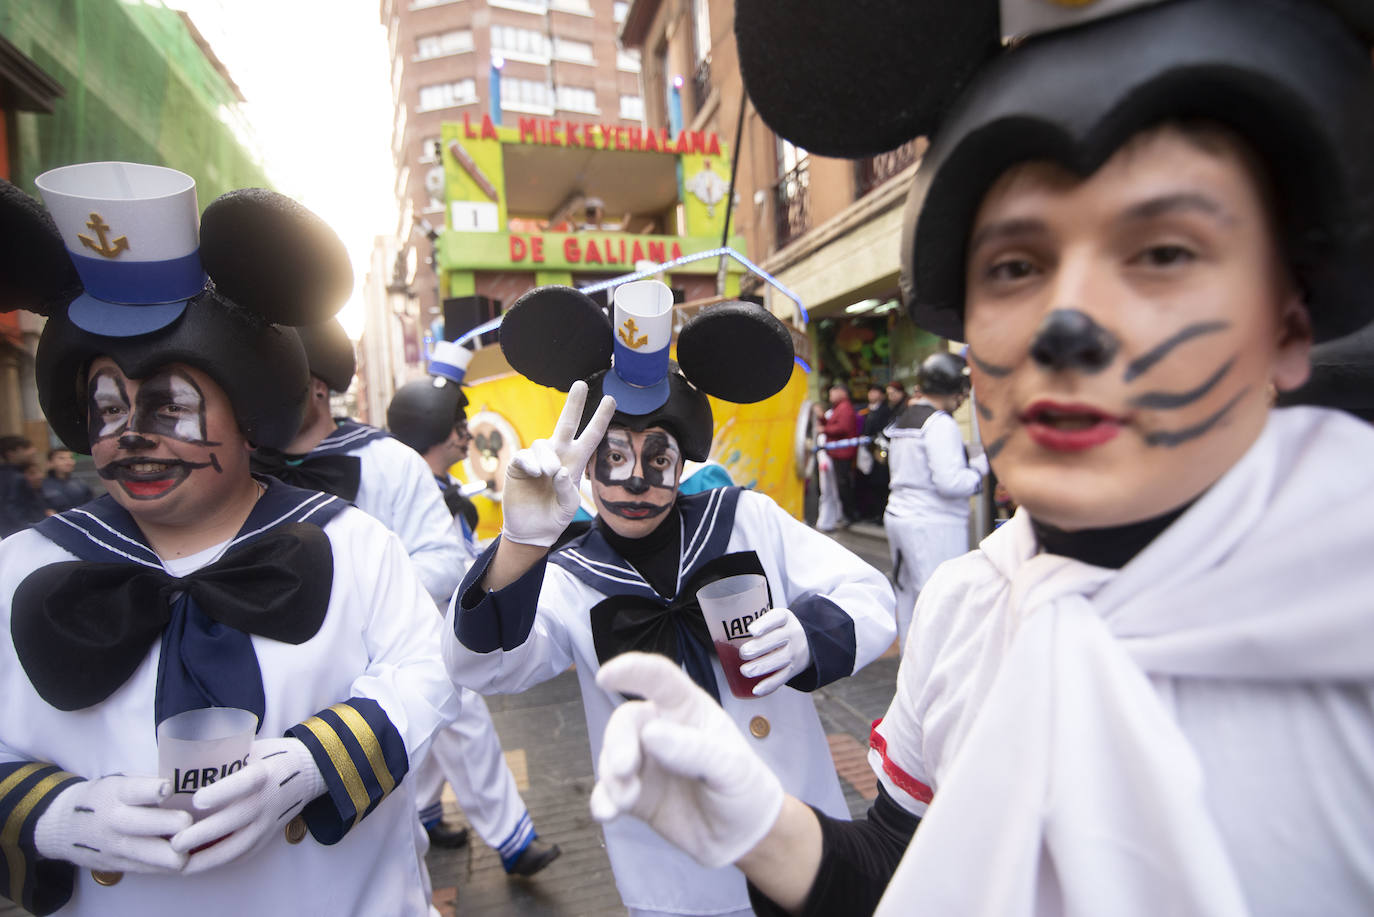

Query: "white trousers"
left=883, top=514, right=969, bottom=649
left=816, top=454, right=843, bottom=532
left=414, top=687, right=528, bottom=852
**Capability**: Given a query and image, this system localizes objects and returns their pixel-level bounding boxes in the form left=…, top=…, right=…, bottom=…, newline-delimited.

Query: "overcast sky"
left=169, top=0, right=397, bottom=339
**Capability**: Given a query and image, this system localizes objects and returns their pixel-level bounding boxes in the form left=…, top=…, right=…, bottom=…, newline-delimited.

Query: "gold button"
left=91, top=869, right=123, bottom=886
left=749, top=715, right=770, bottom=739
left=285, top=815, right=308, bottom=844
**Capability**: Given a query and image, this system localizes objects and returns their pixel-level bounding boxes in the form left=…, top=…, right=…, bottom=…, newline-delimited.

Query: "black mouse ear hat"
left=738, top=0, right=1374, bottom=344
left=16, top=161, right=352, bottom=452
left=387, top=340, right=475, bottom=455
left=499, top=281, right=794, bottom=462
left=297, top=318, right=357, bottom=393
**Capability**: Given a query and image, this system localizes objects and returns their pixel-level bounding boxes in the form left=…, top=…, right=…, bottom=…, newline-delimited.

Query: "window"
left=491, top=25, right=550, bottom=62
left=774, top=140, right=811, bottom=246
left=502, top=78, right=555, bottom=114
left=613, top=2, right=629, bottom=23
left=693, top=0, right=711, bottom=62
left=417, top=135, right=442, bottom=163
left=556, top=85, right=598, bottom=114
left=489, top=0, right=548, bottom=13
left=551, top=0, right=592, bottom=12
left=392, top=104, right=409, bottom=158
left=415, top=29, right=473, bottom=60
left=619, top=94, right=644, bottom=121
left=409, top=0, right=464, bottom=8
left=616, top=48, right=641, bottom=72
left=418, top=79, right=478, bottom=111
left=391, top=55, right=405, bottom=100
left=552, top=37, right=594, bottom=63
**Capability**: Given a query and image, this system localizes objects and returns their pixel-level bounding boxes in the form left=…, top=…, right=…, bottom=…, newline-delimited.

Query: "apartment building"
left=380, top=0, right=650, bottom=339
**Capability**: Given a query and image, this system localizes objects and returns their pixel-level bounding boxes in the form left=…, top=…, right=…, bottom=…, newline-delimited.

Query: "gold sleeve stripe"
left=300, top=716, right=371, bottom=823
left=0, top=763, right=44, bottom=809
left=0, top=763, right=44, bottom=906
left=3, top=770, right=74, bottom=907
left=328, top=703, right=396, bottom=796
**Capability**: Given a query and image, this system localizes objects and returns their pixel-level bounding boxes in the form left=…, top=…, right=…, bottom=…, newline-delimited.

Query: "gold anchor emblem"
left=618, top=318, right=649, bottom=349
left=77, top=212, right=130, bottom=259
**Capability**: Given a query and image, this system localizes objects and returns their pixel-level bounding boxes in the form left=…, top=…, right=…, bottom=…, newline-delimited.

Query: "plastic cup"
left=157, top=707, right=258, bottom=816
left=696, top=574, right=771, bottom=699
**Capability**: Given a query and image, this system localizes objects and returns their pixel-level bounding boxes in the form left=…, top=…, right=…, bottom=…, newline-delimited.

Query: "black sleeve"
left=747, top=784, right=920, bottom=917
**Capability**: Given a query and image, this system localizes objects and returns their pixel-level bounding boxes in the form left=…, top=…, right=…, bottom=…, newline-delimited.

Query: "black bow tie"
left=252, top=451, right=361, bottom=502
left=589, top=552, right=770, bottom=704
left=11, top=524, right=334, bottom=717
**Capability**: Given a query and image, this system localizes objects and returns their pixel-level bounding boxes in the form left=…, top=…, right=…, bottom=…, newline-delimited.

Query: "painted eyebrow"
left=967, top=217, right=1050, bottom=257
left=1118, top=192, right=1235, bottom=227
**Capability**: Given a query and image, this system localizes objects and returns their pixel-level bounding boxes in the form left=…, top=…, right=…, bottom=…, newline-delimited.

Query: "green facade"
left=1, top=0, right=271, bottom=200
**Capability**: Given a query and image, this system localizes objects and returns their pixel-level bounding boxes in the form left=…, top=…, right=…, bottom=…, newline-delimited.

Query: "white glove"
left=34, top=775, right=191, bottom=874
left=970, top=452, right=990, bottom=476
left=502, top=380, right=617, bottom=547
left=739, top=607, right=813, bottom=697
left=170, top=737, right=325, bottom=874
left=590, top=652, right=785, bottom=869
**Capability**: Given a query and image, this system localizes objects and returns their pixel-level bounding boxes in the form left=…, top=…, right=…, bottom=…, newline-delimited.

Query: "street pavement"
left=1, top=525, right=897, bottom=917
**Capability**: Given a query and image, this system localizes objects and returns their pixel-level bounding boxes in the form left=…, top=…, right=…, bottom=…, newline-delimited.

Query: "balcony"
left=773, top=162, right=811, bottom=248
left=854, top=138, right=923, bottom=198
left=691, top=56, right=711, bottom=112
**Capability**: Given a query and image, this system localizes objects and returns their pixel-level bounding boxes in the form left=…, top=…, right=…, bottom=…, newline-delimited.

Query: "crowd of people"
left=0, top=437, right=95, bottom=536
left=1, top=1, right=1373, bottom=916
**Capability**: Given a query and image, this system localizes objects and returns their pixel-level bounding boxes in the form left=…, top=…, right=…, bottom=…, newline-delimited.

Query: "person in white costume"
left=882, top=351, right=987, bottom=648
left=0, top=163, right=457, bottom=916
left=253, top=323, right=561, bottom=876
left=443, top=282, right=896, bottom=916
left=384, top=338, right=562, bottom=874
left=583, top=1, right=1374, bottom=916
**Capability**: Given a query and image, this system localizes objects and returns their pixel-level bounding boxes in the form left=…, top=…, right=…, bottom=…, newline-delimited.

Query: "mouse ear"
left=676, top=301, right=795, bottom=403
left=500, top=286, right=614, bottom=391
left=736, top=0, right=1001, bottom=158
left=199, top=188, right=353, bottom=327
left=0, top=180, right=80, bottom=316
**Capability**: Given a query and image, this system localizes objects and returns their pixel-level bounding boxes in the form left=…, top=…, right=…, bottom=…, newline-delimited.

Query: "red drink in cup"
left=711, top=639, right=768, bottom=698
left=696, top=574, right=771, bottom=700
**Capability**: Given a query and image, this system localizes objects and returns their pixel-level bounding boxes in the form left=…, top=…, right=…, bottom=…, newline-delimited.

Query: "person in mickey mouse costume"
left=585, top=1, right=1374, bottom=916
left=0, top=162, right=457, bottom=916
left=441, top=279, right=897, bottom=917
left=882, top=351, right=987, bottom=650
left=383, top=338, right=564, bottom=876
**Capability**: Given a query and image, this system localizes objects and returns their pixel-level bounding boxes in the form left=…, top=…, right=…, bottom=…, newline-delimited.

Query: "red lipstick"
left=1020, top=400, right=1128, bottom=452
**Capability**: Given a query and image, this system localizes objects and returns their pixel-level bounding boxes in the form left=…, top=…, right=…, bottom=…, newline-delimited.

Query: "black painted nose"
left=1029, top=309, right=1119, bottom=373
left=117, top=432, right=157, bottom=450
left=622, top=476, right=650, bottom=495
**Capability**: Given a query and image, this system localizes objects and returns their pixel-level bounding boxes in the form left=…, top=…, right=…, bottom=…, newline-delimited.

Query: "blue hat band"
left=613, top=340, right=668, bottom=387
left=429, top=359, right=467, bottom=385
left=70, top=249, right=207, bottom=306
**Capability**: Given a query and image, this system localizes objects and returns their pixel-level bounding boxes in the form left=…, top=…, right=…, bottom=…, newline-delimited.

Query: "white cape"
left=876, top=406, right=1374, bottom=917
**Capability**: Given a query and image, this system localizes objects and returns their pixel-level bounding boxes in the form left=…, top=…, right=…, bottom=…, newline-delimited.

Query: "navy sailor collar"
left=34, top=476, right=348, bottom=568
left=551, top=486, right=743, bottom=600
left=309, top=419, right=392, bottom=458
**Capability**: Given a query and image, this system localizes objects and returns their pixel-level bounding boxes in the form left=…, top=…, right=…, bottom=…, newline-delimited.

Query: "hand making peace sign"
left=501, top=380, right=617, bottom=548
